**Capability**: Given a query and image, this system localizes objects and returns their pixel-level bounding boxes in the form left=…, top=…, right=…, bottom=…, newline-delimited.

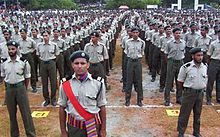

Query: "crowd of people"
left=0, top=8, right=220, bottom=137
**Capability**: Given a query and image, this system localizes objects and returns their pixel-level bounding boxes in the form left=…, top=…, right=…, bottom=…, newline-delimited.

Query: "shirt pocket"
left=96, top=47, right=103, bottom=55
left=201, top=73, right=207, bottom=83
left=85, top=92, right=97, bottom=106
left=16, top=66, right=24, bottom=76
left=49, top=46, right=55, bottom=54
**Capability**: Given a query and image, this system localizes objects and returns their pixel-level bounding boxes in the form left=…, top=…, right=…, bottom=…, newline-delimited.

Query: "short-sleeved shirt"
left=124, top=37, right=145, bottom=59
left=184, top=32, right=199, bottom=48
left=1, top=56, right=31, bottom=84
left=164, top=39, right=186, bottom=60
left=18, top=37, right=37, bottom=54
left=207, top=39, right=220, bottom=59
left=57, top=73, right=107, bottom=121
left=0, top=41, right=9, bottom=59
left=51, top=38, right=66, bottom=53
left=177, top=61, right=207, bottom=90
left=194, top=35, right=212, bottom=51
left=36, top=41, right=60, bottom=61
left=160, top=35, right=173, bottom=52
left=84, top=41, right=109, bottom=63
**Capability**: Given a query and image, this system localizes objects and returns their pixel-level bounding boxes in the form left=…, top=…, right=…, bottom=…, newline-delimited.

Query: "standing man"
left=1, top=41, right=36, bottom=137
left=36, top=30, right=59, bottom=106
left=18, top=28, right=37, bottom=93
left=84, top=31, right=109, bottom=80
left=58, top=51, right=107, bottom=137
left=164, top=28, right=185, bottom=106
left=206, top=29, right=220, bottom=105
left=124, top=27, right=145, bottom=107
left=177, top=47, right=207, bottom=137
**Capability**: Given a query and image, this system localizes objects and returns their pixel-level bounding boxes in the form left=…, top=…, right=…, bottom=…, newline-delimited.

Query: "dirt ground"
left=0, top=39, right=220, bottom=137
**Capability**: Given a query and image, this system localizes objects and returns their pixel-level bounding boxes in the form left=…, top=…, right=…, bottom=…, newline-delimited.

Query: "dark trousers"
left=144, top=40, right=150, bottom=65
left=206, top=59, right=220, bottom=102
left=56, top=53, right=64, bottom=79
left=22, top=53, right=36, bottom=89
left=40, top=60, right=57, bottom=102
left=5, top=84, right=36, bottom=137
left=32, top=52, right=40, bottom=82
left=152, top=46, right=161, bottom=79
left=125, top=58, right=143, bottom=101
left=122, top=52, right=128, bottom=90
left=64, top=50, right=73, bottom=77
left=148, top=42, right=154, bottom=73
left=184, top=47, right=193, bottom=63
left=164, top=59, right=183, bottom=103
left=89, top=62, right=105, bottom=80
left=160, top=51, right=167, bottom=89
left=177, top=88, right=204, bottom=135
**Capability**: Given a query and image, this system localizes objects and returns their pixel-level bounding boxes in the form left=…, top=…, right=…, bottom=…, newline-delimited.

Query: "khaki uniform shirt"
left=207, top=39, right=220, bottom=60
left=1, top=56, right=31, bottom=84
left=164, top=39, right=186, bottom=60
left=18, top=37, right=37, bottom=54
left=51, top=38, right=66, bottom=53
left=36, top=41, right=60, bottom=61
left=0, top=42, right=9, bottom=59
left=184, top=32, right=199, bottom=48
left=57, top=73, right=107, bottom=121
left=124, top=37, right=145, bottom=59
left=84, top=41, right=109, bottom=64
left=194, top=35, right=212, bottom=51
left=178, top=60, right=207, bottom=90
left=160, top=35, right=173, bottom=52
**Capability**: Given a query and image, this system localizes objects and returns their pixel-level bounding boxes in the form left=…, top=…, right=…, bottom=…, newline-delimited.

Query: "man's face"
left=200, top=29, right=206, bottom=36
left=127, top=29, right=132, bottom=37
left=182, top=26, right=188, bottom=32
left=159, top=27, right=164, bottom=34
left=173, top=30, right=181, bottom=40
left=165, top=27, right=171, bottom=35
left=3, top=32, right=11, bottom=41
left=192, top=52, right=203, bottom=63
left=61, top=29, right=66, bottom=36
left=32, top=30, right=38, bottom=37
left=20, top=31, right=27, bottom=39
left=53, top=30, right=59, bottom=38
left=72, top=58, right=89, bottom=76
left=190, top=25, right=196, bottom=32
left=132, top=31, right=139, bottom=39
left=43, top=32, right=50, bottom=42
left=91, top=36, right=99, bottom=43
left=8, top=45, right=17, bottom=57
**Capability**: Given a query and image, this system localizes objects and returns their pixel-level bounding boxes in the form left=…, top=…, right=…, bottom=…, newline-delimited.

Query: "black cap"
left=20, top=28, right=27, bottom=33
left=69, top=51, right=89, bottom=62
left=90, top=31, right=99, bottom=37
left=7, top=41, right=19, bottom=48
left=189, top=47, right=205, bottom=54
left=3, top=29, right=11, bottom=34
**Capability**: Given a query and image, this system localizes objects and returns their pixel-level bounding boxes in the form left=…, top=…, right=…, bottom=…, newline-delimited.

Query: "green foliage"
left=26, top=0, right=77, bottom=10
left=106, top=0, right=161, bottom=9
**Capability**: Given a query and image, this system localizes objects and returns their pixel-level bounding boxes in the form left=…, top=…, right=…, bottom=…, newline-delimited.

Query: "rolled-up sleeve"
left=177, top=66, right=186, bottom=83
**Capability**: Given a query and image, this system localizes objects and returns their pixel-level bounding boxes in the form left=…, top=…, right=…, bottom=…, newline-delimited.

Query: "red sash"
left=62, top=80, right=98, bottom=137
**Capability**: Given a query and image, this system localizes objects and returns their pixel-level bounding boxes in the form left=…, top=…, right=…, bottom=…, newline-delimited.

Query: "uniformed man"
left=58, top=51, right=107, bottom=137
left=194, top=25, right=212, bottom=63
left=84, top=31, right=109, bottom=80
left=177, top=47, right=207, bottom=137
left=124, top=27, right=145, bottom=107
left=164, top=28, right=185, bottom=106
left=206, top=29, right=220, bottom=105
left=36, top=30, right=59, bottom=106
left=18, top=28, right=37, bottom=93
left=31, top=28, right=43, bottom=82
left=184, top=23, right=199, bottom=63
left=1, top=41, right=36, bottom=137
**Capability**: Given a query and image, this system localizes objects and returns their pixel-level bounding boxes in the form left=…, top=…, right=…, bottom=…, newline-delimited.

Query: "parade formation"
left=0, top=2, right=220, bottom=137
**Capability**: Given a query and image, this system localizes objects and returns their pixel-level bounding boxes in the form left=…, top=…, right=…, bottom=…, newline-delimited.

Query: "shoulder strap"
left=62, top=80, right=94, bottom=120
left=95, top=77, right=103, bottom=100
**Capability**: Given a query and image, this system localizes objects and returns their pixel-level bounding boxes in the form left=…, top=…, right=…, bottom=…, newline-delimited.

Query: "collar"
left=8, top=55, right=20, bottom=62
left=90, top=41, right=102, bottom=46
left=131, top=37, right=142, bottom=41
left=191, top=60, right=204, bottom=68
left=44, top=41, right=53, bottom=45
left=173, top=39, right=182, bottom=44
left=72, top=73, right=92, bottom=81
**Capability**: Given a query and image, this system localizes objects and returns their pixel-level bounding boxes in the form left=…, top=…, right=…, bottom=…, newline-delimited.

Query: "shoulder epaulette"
left=183, top=63, right=191, bottom=68
left=20, top=57, right=27, bottom=63
left=61, top=75, right=72, bottom=83
left=96, top=76, right=104, bottom=83
left=1, top=58, right=7, bottom=63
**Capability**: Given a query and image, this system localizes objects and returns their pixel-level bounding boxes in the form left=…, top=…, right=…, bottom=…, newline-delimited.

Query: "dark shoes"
left=159, top=88, right=164, bottom=92
left=164, top=101, right=170, bottom=106
left=137, top=100, right=143, bottom=107
left=193, top=133, right=202, bottom=137
left=125, top=100, right=130, bottom=106
left=43, top=100, right=50, bottom=107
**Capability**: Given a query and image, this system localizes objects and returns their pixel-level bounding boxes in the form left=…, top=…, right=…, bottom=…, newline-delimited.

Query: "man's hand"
left=61, top=131, right=68, bottom=137
left=99, top=129, right=106, bottom=137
